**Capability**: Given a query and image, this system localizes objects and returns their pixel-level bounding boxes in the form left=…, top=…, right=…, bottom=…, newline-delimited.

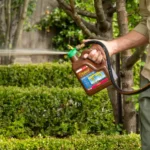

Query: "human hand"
left=82, top=39, right=111, bottom=64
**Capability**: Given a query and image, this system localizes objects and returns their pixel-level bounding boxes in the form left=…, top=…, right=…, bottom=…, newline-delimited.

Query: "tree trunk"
left=56, top=0, right=120, bottom=125
left=4, top=0, right=11, bottom=49
left=0, top=0, right=12, bottom=64
left=116, top=0, right=136, bottom=133
left=13, top=0, right=29, bottom=49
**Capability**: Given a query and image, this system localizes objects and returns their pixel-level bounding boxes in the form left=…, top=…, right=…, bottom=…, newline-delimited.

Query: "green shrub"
left=0, top=86, right=115, bottom=138
left=0, top=62, right=140, bottom=88
left=37, top=8, right=86, bottom=51
left=0, top=63, right=80, bottom=87
left=0, top=134, right=141, bottom=150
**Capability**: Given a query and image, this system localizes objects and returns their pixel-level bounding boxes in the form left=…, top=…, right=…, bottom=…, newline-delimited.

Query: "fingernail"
left=91, top=49, right=97, bottom=54
left=83, top=54, right=88, bottom=58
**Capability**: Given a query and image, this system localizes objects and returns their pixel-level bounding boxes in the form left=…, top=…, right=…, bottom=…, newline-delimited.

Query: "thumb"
left=82, top=39, right=103, bottom=43
left=82, top=39, right=94, bottom=43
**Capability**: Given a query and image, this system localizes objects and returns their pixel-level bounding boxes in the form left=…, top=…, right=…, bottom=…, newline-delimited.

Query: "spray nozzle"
left=68, top=45, right=74, bottom=50
left=67, top=43, right=86, bottom=58
left=67, top=45, right=77, bottom=58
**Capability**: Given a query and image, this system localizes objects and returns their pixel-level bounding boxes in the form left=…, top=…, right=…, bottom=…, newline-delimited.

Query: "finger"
left=88, top=49, right=100, bottom=61
left=95, top=52, right=103, bottom=64
left=90, top=51, right=103, bottom=64
left=82, top=39, right=97, bottom=43
left=83, top=53, right=89, bottom=59
left=88, top=49, right=97, bottom=58
left=94, top=45, right=106, bottom=60
left=82, top=39, right=92, bottom=43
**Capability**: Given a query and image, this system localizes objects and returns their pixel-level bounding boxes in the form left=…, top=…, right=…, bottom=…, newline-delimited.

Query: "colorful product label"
left=76, top=65, right=108, bottom=90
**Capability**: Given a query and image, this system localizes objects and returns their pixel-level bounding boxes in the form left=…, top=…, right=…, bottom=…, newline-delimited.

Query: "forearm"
left=108, top=30, right=149, bottom=56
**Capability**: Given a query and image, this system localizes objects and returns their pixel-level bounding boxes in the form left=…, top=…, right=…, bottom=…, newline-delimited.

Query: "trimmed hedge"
left=0, top=63, right=80, bottom=87
left=0, top=134, right=141, bottom=150
left=0, top=62, right=140, bottom=88
left=0, top=86, right=114, bottom=138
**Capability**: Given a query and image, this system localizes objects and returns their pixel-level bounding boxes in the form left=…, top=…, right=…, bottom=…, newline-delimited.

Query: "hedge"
left=0, top=63, right=80, bottom=87
left=0, top=86, right=115, bottom=138
left=0, top=62, right=140, bottom=87
left=0, top=134, right=141, bottom=150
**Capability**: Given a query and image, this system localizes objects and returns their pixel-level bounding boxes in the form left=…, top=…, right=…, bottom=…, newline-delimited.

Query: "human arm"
left=83, top=0, right=150, bottom=64
left=105, top=30, right=149, bottom=56
left=83, top=30, right=149, bottom=64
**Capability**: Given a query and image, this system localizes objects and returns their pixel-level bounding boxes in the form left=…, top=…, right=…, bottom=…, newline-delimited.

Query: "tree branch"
left=125, top=46, right=146, bottom=69
left=94, top=0, right=110, bottom=30
left=57, top=0, right=72, bottom=11
left=76, top=8, right=96, bottom=18
left=69, top=0, right=75, bottom=14
left=81, top=18, right=99, bottom=34
left=108, top=6, right=116, bottom=16
left=57, top=0, right=107, bottom=40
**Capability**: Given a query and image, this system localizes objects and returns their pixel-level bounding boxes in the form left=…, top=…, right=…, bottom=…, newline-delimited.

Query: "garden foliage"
left=0, top=134, right=140, bottom=150
left=0, top=63, right=115, bottom=138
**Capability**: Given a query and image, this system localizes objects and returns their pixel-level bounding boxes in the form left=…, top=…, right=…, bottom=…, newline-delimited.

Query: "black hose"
left=84, top=40, right=150, bottom=95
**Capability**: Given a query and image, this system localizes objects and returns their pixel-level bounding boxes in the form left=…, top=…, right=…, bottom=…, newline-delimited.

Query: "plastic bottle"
left=68, top=47, right=112, bottom=96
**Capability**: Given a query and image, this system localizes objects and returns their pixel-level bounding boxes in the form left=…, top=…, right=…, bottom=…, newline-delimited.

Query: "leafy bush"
left=0, top=134, right=141, bottom=150
left=0, top=86, right=115, bottom=138
left=0, top=63, right=80, bottom=87
left=37, top=8, right=86, bottom=50
left=0, top=62, right=140, bottom=87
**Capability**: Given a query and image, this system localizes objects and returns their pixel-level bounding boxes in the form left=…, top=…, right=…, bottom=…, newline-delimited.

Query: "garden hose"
left=77, top=40, right=150, bottom=95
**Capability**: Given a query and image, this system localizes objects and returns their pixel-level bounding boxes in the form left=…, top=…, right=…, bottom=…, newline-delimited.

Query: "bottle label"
left=76, top=65, right=108, bottom=90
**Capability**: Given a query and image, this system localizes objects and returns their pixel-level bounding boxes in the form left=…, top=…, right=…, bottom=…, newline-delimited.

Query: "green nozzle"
left=67, top=47, right=77, bottom=58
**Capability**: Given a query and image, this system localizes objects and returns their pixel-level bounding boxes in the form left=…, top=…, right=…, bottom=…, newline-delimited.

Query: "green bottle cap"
left=67, top=48, right=77, bottom=58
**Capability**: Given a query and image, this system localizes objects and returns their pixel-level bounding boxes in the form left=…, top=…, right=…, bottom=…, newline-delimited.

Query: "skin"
left=83, top=30, right=149, bottom=64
